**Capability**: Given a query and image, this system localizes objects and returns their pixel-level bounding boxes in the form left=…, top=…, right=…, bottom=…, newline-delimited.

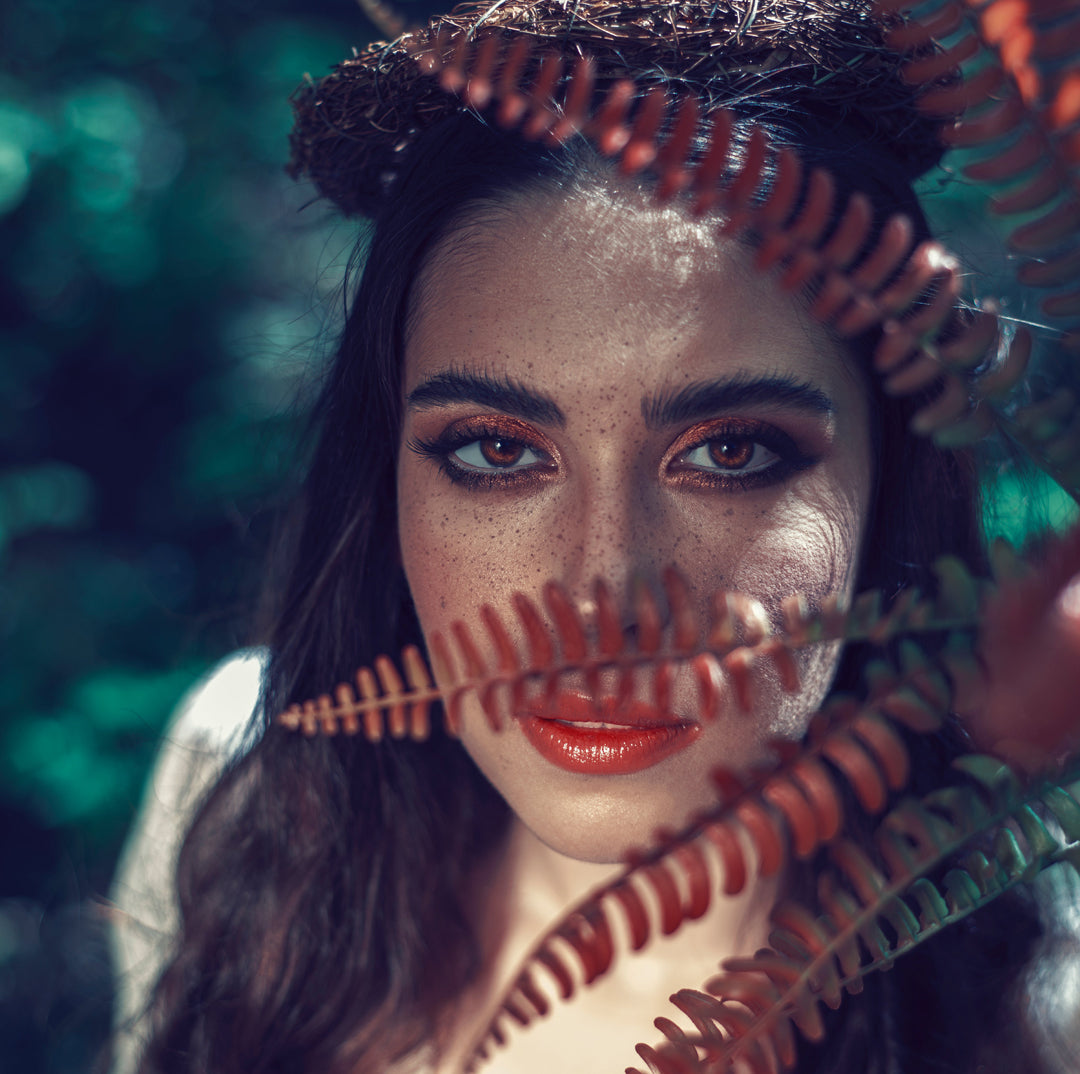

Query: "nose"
left=555, top=464, right=669, bottom=640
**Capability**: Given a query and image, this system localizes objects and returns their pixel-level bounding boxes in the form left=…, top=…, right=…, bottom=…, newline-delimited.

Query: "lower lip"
left=518, top=695, right=700, bottom=775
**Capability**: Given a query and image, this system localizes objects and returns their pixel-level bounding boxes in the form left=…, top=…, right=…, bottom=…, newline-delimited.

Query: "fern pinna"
left=276, top=561, right=978, bottom=741
left=276, top=2, right=1080, bottom=1071
left=633, top=759, right=1080, bottom=1074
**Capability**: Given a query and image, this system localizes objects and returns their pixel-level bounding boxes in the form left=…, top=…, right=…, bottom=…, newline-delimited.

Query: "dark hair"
left=138, top=110, right=1039, bottom=1074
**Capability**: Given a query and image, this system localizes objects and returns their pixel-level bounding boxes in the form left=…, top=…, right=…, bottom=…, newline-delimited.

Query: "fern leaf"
left=276, top=563, right=980, bottom=741
left=410, top=26, right=1027, bottom=449
left=626, top=763, right=1080, bottom=1074
left=458, top=653, right=956, bottom=1068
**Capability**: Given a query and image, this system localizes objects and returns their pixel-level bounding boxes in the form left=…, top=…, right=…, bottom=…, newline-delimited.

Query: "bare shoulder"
left=167, top=647, right=267, bottom=755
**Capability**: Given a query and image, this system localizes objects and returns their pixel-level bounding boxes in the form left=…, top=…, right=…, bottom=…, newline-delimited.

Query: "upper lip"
left=518, top=690, right=694, bottom=728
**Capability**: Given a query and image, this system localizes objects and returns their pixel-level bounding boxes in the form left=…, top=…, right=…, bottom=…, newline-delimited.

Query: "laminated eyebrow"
left=407, top=370, right=565, bottom=425
left=643, top=376, right=834, bottom=428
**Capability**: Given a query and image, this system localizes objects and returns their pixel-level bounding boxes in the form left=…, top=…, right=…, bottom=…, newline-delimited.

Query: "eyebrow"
left=406, top=371, right=565, bottom=426
left=642, top=375, right=834, bottom=428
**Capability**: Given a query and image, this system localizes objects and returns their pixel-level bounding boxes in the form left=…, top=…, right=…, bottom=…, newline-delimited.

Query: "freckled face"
left=397, top=187, right=873, bottom=863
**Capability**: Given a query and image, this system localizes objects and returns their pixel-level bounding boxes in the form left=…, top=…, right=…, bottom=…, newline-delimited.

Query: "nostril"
left=631, top=574, right=666, bottom=654
left=548, top=570, right=702, bottom=660
left=590, top=577, right=629, bottom=655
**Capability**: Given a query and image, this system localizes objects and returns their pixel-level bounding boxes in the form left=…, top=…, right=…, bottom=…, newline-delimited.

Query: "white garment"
left=108, top=649, right=266, bottom=1074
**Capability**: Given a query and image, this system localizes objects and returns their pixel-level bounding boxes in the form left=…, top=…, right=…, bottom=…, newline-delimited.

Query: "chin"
left=516, top=790, right=704, bottom=864
left=453, top=652, right=837, bottom=866
left=462, top=724, right=729, bottom=864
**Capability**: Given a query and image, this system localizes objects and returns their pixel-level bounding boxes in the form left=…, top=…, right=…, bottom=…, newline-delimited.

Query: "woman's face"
left=397, top=185, right=873, bottom=863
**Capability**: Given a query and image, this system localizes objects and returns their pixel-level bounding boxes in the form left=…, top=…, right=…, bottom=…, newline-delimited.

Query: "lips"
left=517, top=691, right=700, bottom=774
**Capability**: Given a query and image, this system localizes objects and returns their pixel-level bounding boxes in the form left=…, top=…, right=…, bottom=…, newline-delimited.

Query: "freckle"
left=725, top=508, right=734, bottom=517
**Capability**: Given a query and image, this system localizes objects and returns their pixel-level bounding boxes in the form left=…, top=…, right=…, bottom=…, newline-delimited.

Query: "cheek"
left=664, top=462, right=870, bottom=622
left=728, top=496, right=866, bottom=606
left=397, top=466, right=546, bottom=632
left=735, top=428, right=874, bottom=603
left=397, top=466, right=456, bottom=625
left=712, top=477, right=872, bottom=737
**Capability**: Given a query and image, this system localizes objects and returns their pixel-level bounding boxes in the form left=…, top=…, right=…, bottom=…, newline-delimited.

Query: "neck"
left=439, top=817, right=780, bottom=1073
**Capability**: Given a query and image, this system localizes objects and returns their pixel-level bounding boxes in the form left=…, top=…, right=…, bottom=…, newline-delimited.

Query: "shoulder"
left=109, top=648, right=270, bottom=1072
left=112, top=646, right=269, bottom=911
left=124, top=647, right=268, bottom=826
left=167, top=646, right=268, bottom=756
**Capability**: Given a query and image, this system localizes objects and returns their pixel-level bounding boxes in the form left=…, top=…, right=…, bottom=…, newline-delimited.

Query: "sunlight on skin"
left=397, top=182, right=873, bottom=863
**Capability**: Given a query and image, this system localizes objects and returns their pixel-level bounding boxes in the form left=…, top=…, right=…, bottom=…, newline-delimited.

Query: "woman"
left=113, top=1, right=1079, bottom=1072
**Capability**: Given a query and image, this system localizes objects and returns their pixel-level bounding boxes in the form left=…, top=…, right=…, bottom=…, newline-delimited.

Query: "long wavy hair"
left=138, top=106, right=1042, bottom=1074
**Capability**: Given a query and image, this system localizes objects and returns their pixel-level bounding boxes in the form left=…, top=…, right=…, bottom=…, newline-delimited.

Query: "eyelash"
left=408, top=417, right=815, bottom=491
left=408, top=418, right=556, bottom=490
left=665, top=418, right=815, bottom=491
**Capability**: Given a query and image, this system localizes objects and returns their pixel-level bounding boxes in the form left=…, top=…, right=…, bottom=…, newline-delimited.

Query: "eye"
left=451, top=437, right=546, bottom=471
left=665, top=419, right=814, bottom=490
left=407, top=417, right=557, bottom=490
left=676, top=436, right=780, bottom=475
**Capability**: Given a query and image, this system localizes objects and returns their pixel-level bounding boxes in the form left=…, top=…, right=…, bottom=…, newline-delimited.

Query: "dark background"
left=1, top=1, right=1074, bottom=1071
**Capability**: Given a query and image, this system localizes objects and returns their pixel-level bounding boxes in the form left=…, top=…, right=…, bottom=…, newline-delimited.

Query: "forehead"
left=404, top=186, right=860, bottom=401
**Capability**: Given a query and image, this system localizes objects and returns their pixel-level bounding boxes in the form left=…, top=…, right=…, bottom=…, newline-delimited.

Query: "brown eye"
left=672, top=434, right=781, bottom=479
left=411, top=419, right=555, bottom=487
left=448, top=436, right=548, bottom=472
left=479, top=438, right=525, bottom=466
left=708, top=438, right=754, bottom=470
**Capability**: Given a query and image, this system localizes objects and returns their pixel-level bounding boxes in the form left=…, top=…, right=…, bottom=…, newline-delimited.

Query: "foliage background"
left=0, top=2, right=448, bottom=1069
left=1, top=1, right=1075, bottom=1071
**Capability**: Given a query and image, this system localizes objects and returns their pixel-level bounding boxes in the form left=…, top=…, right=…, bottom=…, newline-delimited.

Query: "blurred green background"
left=1, top=1, right=1075, bottom=1071
left=0, top=2, right=451, bottom=1070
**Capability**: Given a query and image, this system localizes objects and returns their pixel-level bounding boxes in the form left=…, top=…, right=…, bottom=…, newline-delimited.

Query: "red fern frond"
left=409, top=27, right=1033, bottom=456
left=459, top=651, right=957, bottom=1070
left=276, top=558, right=985, bottom=741
left=627, top=758, right=1080, bottom=1074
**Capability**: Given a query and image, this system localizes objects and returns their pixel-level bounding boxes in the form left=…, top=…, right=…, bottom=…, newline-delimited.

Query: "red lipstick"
left=517, top=691, right=700, bottom=775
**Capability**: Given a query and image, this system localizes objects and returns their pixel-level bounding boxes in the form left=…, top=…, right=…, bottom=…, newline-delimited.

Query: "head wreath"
left=289, top=0, right=945, bottom=217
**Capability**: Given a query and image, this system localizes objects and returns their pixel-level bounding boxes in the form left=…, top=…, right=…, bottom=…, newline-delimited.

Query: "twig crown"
left=289, top=0, right=946, bottom=215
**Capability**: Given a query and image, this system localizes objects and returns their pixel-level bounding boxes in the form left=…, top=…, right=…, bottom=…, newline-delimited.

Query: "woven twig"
left=289, top=0, right=946, bottom=215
